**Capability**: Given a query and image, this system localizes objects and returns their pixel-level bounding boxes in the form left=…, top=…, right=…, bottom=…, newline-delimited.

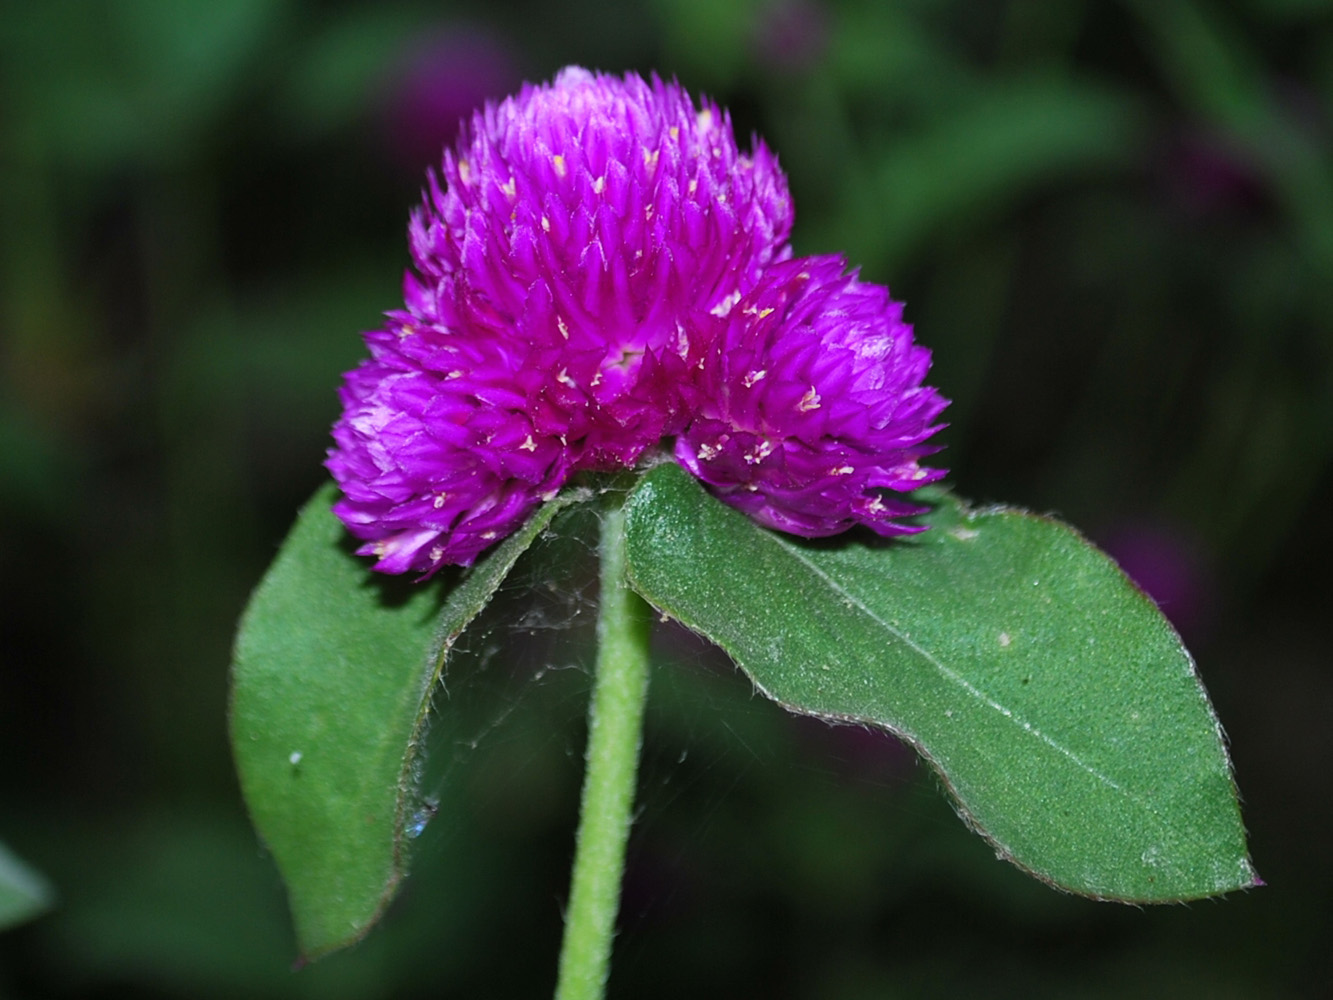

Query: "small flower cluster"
left=328, top=67, right=947, bottom=574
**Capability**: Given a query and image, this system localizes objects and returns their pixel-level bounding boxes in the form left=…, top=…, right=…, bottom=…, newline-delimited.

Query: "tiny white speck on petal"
left=710, top=289, right=741, bottom=317
left=797, top=386, right=821, bottom=412
left=742, top=369, right=767, bottom=388
left=744, top=441, right=774, bottom=465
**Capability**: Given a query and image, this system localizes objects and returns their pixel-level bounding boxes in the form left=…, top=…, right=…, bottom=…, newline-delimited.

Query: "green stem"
left=554, top=502, right=651, bottom=1000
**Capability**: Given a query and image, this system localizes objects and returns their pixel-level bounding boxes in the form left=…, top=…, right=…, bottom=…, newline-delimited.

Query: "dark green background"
left=1, top=0, right=1328, bottom=996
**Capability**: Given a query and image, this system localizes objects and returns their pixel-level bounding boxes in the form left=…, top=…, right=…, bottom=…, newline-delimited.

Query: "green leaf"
left=623, top=463, right=1256, bottom=902
left=0, top=839, right=54, bottom=931
left=231, top=482, right=588, bottom=958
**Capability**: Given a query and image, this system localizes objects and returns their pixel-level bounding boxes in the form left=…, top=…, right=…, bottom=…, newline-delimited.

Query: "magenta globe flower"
left=406, top=65, right=793, bottom=465
left=328, top=66, right=794, bottom=573
left=676, top=255, right=948, bottom=537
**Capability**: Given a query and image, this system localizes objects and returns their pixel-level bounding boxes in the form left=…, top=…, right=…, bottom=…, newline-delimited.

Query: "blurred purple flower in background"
left=1101, top=521, right=1215, bottom=641
left=329, top=67, right=945, bottom=574
left=753, top=0, right=830, bottom=72
left=1161, top=129, right=1266, bottom=217
left=378, top=27, right=521, bottom=173
left=790, top=714, right=917, bottom=786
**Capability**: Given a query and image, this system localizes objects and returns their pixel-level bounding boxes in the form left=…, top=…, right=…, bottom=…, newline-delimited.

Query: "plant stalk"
left=554, top=503, right=652, bottom=1000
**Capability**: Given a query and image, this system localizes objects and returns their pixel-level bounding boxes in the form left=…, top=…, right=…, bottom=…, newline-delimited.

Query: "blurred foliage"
left=0, top=841, right=54, bottom=932
left=1, top=0, right=1330, bottom=997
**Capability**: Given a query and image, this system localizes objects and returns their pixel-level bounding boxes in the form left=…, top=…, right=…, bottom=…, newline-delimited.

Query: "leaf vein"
left=771, top=535, right=1135, bottom=800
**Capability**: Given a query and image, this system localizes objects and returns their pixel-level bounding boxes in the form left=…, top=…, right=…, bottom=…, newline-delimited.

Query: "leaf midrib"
left=764, top=527, right=1169, bottom=819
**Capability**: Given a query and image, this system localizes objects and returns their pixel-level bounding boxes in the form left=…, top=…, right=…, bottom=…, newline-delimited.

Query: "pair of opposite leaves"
left=232, top=463, right=1254, bottom=958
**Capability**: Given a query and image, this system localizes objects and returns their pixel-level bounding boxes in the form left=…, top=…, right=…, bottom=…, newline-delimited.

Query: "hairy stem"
left=554, top=502, right=652, bottom=1000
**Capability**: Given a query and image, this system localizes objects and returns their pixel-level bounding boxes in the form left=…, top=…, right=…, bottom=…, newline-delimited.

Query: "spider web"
left=398, top=500, right=939, bottom=948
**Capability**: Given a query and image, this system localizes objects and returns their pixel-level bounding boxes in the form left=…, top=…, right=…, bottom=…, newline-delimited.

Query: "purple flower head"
left=676, top=256, right=948, bottom=538
left=327, top=315, right=570, bottom=573
left=406, top=66, right=793, bottom=466
left=329, top=66, right=795, bottom=573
